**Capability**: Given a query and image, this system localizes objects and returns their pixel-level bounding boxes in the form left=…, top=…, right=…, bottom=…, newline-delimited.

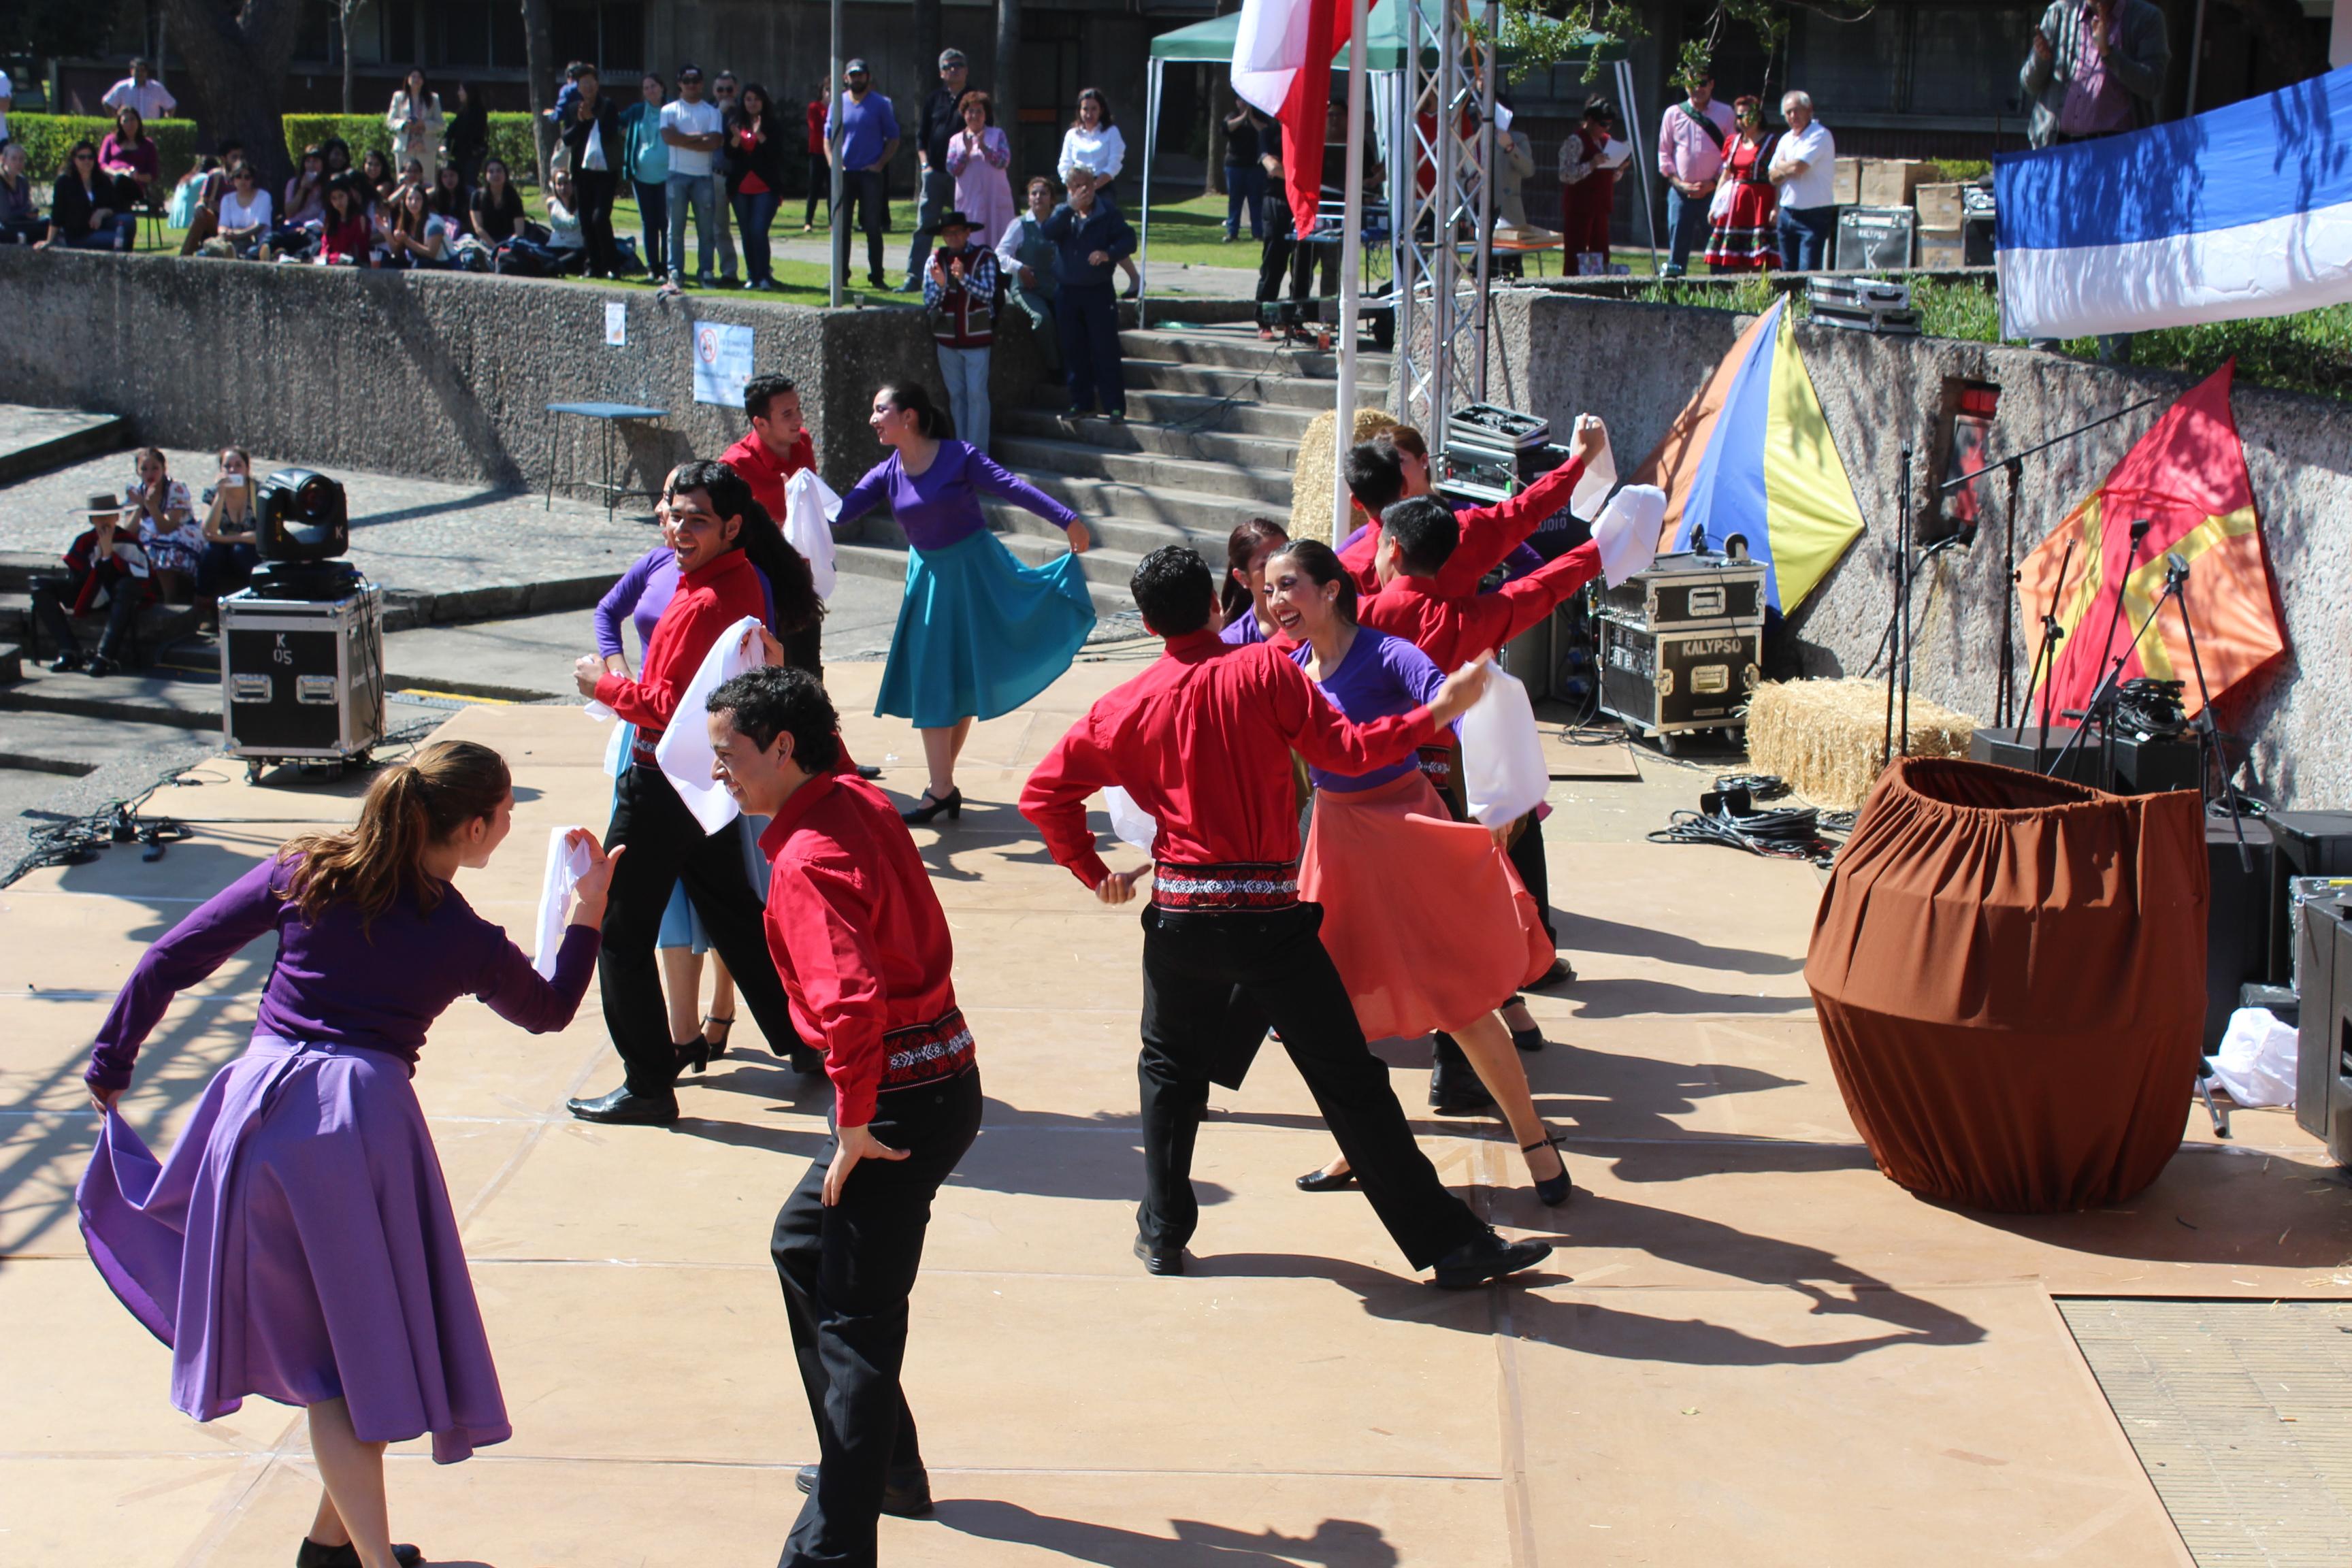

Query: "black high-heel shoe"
left=1296, top=1166, right=1358, bottom=1192
left=1507, top=1001, right=1544, bottom=1054
left=1522, top=1134, right=1573, bottom=1208
left=900, top=787, right=963, bottom=824
left=674, top=1037, right=712, bottom=1075
left=701, top=1013, right=734, bottom=1064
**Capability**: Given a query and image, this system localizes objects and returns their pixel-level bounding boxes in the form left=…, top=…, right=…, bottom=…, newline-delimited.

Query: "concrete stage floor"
left=5, top=654, right=2349, bottom=1567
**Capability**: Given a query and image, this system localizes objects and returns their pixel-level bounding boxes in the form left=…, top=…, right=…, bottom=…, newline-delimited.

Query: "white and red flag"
left=1232, top=0, right=1355, bottom=233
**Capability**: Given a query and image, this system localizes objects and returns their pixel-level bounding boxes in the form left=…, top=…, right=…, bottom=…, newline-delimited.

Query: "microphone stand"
left=2166, top=552, right=2253, bottom=875
left=1899, top=445, right=1914, bottom=757
left=2049, top=518, right=2151, bottom=783
left=2025, top=534, right=2075, bottom=775
left=2048, top=555, right=2170, bottom=783
left=1994, top=457, right=2023, bottom=727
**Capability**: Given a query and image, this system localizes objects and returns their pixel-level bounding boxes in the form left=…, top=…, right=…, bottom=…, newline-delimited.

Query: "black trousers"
left=1054, top=282, right=1125, bottom=416
left=1507, top=808, right=1557, bottom=945
left=32, top=574, right=138, bottom=661
left=836, top=168, right=887, bottom=284
left=1256, top=195, right=1337, bottom=323
left=772, top=1066, right=982, bottom=1567
left=1137, top=902, right=1488, bottom=1271
left=572, top=165, right=620, bottom=276
left=600, top=761, right=803, bottom=1094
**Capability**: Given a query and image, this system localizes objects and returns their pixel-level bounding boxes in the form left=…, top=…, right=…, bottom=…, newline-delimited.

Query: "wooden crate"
left=1914, top=182, right=1967, bottom=230
left=1916, top=229, right=1967, bottom=270
left=1831, top=157, right=1861, bottom=206
left=1860, top=158, right=1939, bottom=208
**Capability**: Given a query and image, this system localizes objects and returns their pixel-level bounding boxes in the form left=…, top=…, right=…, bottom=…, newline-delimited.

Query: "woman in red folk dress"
left=1703, top=96, right=1781, bottom=272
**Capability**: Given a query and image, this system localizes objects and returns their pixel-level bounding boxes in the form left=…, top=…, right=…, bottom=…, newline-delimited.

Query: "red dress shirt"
left=1020, top=630, right=1441, bottom=891
left=760, top=770, right=965, bottom=1127
left=591, top=547, right=766, bottom=739
left=1358, top=540, right=1605, bottom=675
left=721, top=429, right=816, bottom=525
left=1338, top=453, right=1587, bottom=600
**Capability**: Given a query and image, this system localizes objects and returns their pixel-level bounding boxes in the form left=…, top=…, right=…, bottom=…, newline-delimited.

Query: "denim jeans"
left=1663, top=183, right=1712, bottom=276
left=632, top=178, right=667, bottom=278
left=65, top=216, right=137, bottom=251
left=732, top=189, right=779, bottom=283
left=1223, top=162, right=1267, bottom=239
left=198, top=540, right=259, bottom=603
left=664, top=172, right=717, bottom=284
left=904, top=167, right=954, bottom=284
left=934, top=344, right=992, bottom=453
left=1776, top=203, right=1838, bottom=272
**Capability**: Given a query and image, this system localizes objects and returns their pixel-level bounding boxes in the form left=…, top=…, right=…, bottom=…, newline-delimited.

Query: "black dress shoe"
left=794, top=1461, right=934, bottom=1517
left=1431, top=1232, right=1552, bottom=1290
left=48, top=650, right=84, bottom=673
left=566, top=1085, right=679, bottom=1124
left=1295, top=1166, right=1358, bottom=1192
left=1428, top=1035, right=1495, bottom=1115
left=856, top=763, right=883, bottom=779
left=1133, top=1235, right=1186, bottom=1276
left=1529, top=958, right=1576, bottom=990
left=295, top=1539, right=424, bottom=1567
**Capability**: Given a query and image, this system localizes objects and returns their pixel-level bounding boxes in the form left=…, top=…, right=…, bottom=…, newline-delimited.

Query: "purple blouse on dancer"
left=594, top=544, right=778, bottom=659
left=1220, top=612, right=1268, bottom=647
left=1289, top=627, right=1447, bottom=794
left=835, top=440, right=1078, bottom=551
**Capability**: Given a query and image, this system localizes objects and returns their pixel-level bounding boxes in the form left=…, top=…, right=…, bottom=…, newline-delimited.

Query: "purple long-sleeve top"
left=834, top=440, right=1078, bottom=553
left=594, top=545, right=779, bottom=659
left=1289, top=627, right=1449, bottom=794
left=85, top=853, right=600, bottom=1094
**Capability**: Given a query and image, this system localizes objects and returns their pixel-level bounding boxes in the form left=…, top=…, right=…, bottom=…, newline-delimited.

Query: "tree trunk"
left=1203, top=68, right=1224, bottom=197
left=911, top=0, right=941, bottom=101
left=995, top=0, right=1019, bottom=178
left=339, top=3, right=354, bottom=113
left=519, top=0, right=556, bottom=187
left=157, top=0, right=301, bottom=183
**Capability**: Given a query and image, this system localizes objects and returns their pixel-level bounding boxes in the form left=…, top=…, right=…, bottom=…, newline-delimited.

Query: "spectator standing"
left=387, top=69, right=446, bottom=184
left=1655, top=73, right=1733, bottom=278
left=197, top=446, right=261, bottom=629
left=42, top=142, right=135, bottom=251
left=2021, top=0, right=2169, bottom=148
left=1489, top=108, right=1536, bottom=279
left=1254, top=121, right=1335, bottom=341
left=945, top=91, right=1015, bottom=256
left=623, top=73, right=671, bottom=279
left=0, top=142, right=43, bottom=246
left=1767, top=91, right=1838, bottom=271
left=1058, top=89, right=1141, bottom=297
left=214, top=164, right=274, bottom=259
left=1222, top=97, right=1269, bottom=242
left=561, top=65, right=625, bottom=278
left=33, top=492, right=149, bottom=676
left=825, top=59, right=900, bottom=293
left=708, top=71, right=742, bottom=284
left=998, top=175, right=1063, bottom=373
left=102, top=59, right=176, bottom=122
left=129, top=448, right=201, bottom=603
left=99, top=108, right=161, bottom=208
left=904, top=49, right=970, bottom=293
left=468, top=158, right=527, bottom=246
left=661, top=65, right=726, bottom=289
left=719, top=374, right=817, bottom=527
left=316, top=178, right=374, bottom=265
left=725, top=82, right=787, bottom=291
left=1556, top=99, right=1620, bottom=270
left=1043, top=167, right=1135, bottom=422
left=801, top=77, right=831, bottom=232
left=1704, top=96, right=1780, bottom=272
left=444, top=83, right=489, bottom=193
left=926, top=212, right=999, bottom=454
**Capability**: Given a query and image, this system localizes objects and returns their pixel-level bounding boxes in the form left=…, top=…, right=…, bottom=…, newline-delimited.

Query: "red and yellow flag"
left=2015, top=361, right=2284, bottom=722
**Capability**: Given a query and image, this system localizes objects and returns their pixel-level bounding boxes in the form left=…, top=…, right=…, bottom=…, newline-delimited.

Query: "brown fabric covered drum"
left=1805, top=757, right=2208, bottom=1213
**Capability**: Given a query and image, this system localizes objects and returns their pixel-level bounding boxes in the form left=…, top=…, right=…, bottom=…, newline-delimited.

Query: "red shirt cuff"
left=593, top=671, right=630, bottom=708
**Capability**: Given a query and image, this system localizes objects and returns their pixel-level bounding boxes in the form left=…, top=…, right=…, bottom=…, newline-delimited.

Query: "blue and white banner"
left=1996, top=67, right=2352, bottom=340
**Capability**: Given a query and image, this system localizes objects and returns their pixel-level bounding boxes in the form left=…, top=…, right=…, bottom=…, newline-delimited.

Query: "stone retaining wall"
left=1473, top=290, right=2352, bottom=810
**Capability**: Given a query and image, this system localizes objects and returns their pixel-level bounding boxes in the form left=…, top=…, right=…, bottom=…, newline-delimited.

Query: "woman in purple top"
left=1267, top=541, right=1569, bottom=1208
left=1220, top=516, right=1290, bottom=647
left=835, top=381, right=1096, bottom=823
left=79, top=741, right=617, bottom=1568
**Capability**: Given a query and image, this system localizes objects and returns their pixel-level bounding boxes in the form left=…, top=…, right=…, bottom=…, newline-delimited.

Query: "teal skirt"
left=875, top=528, right=1096, bottom=728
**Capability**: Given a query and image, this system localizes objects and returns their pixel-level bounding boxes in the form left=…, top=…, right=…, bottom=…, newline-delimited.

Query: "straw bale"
left=1746, top=678, right=1979, bottom=811
left=1290, top=408, right=1402, bottom=543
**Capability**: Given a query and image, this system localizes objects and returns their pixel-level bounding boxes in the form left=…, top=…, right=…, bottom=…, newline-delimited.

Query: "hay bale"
left=1746, top=679, right=1979, bottom=811
left=1290, top=407, right=1401, bottom=543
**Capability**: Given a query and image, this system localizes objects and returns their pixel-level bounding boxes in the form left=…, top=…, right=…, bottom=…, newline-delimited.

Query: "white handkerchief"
left=1569, top=428, right=1617, bottom=521
left=785, top=467, right=842, bottom=601
left=655, top=615, right=766, bottom=834
left=1103, top=786, right=1159, bottom=855
left=1592, top=485, right=1667, bottom=587
left=534, top=826, right=593, bottom=979
left=1456, top=659, right=1549, bottom=827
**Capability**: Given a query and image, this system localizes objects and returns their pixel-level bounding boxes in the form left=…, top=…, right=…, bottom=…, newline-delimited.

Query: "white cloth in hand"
left=655, top=615, right=766, bottom=834
left=533, top=826, right=593, bottom=979
left=784, top=468, right=842, bottom=601
left=1592, top=484, right=1667, bottom=586
left=1456, top=659, right=1548, bottom=827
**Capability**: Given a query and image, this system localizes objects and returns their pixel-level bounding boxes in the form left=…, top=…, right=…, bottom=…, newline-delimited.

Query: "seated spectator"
left=0, top=142, right=42, bottom=246
left=359, top=149, right=397, bottom=206
left=321, top=137, right=354, bottom=184
left=427, top=162, right=468, bottom=225
left=315, top=177, right=374, bottom=266
left=198, top=446, right=261, bottom=628
left=128, top=447, right=201, bottom=603
left=40, top=142, right=136, bottom=251
left=33, top=491, right=151, bottom=676
left=384, top=182, right=452, bottom=268
left=99, top=107, right=162, bottom=208
left=544, top=167, right=588, bottom=267
left=174, top=140, right=243, bottom=255
left=213, top=164, right=274, bottom=258
left=283, top=144, right=329, bottom=228
left=469, top=159, right=526, bottom=245
left=400, top=157, right=428, bottom=197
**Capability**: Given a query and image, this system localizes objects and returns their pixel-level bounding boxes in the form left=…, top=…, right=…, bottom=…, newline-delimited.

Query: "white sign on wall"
left=691, top=321, right=754, bottom=406
left=604, top=300, right=627, bottom=346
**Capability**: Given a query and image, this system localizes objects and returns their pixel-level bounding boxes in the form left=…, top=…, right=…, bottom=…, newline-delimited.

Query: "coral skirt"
left=1301, top=769, right=1552, bottom=1041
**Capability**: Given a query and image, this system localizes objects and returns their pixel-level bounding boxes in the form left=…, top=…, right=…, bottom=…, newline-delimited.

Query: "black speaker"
left=1965, top=725, right=2201, bottom=795
left=2266, top=811, right=2352, bottom=987
left=2206, top=814, right=2276, bottom=1051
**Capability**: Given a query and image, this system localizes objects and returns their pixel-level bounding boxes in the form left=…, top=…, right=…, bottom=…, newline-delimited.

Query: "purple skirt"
left=77, top=1036, right=509, bottom=1463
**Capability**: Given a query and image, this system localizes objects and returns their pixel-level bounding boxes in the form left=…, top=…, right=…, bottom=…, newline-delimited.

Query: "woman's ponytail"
left=280, top=740, right=511, bottom=926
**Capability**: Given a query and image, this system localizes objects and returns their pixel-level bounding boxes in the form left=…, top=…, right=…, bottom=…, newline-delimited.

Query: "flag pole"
left=1330, top=0, right=1371, bottom=543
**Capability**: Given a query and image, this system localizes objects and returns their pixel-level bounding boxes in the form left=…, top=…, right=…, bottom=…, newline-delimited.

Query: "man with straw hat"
left=31, top=491, right=151, bottom=676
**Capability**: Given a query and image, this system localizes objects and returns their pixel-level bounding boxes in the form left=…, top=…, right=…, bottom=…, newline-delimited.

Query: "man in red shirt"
left=568, top=460, right=813, bottom=1126
left=1333, top=416, right=1605, bottom=600
left=705, top=663, right=977, bottom=1561
left=719, top=372, right=817, bottom=521
left=1020, top=546, right=1554, bottom=1291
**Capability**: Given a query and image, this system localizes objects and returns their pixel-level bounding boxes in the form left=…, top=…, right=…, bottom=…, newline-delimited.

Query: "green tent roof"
left=1146, top=3, right=1624, bottom=71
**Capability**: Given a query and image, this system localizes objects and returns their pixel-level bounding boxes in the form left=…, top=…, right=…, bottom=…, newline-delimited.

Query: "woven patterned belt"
left=879, top=1007, right=976, bottom=1093
left=1150, top=860, right=1301, bottom=913
left=630, top=730, right=664, bottom=768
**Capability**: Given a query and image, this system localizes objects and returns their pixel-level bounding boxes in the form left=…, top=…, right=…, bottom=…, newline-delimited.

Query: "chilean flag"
left=1233, top=0, right=1354, bottom=233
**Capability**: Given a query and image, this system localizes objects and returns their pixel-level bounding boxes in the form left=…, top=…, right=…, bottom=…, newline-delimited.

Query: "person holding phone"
left=198, top=446, right=261, bottom=630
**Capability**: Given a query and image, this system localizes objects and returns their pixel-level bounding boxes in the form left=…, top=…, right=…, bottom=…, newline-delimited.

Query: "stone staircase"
left=834, top=321, right=1392, bottom=615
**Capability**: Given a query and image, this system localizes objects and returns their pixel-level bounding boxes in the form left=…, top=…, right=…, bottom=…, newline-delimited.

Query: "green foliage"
left=279, top=113, right=543, bottom=181
left=1492, top=0, right=1642, bottom=79
left=1635, top=275, right=1780, bottom=314
left=1932, top=159, right=1993, bottom=182
left=7, top=115, right=203, bottom=181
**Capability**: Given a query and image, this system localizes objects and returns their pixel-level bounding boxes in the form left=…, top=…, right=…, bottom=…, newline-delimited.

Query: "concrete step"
left=0, top=642, right=20, bottom=685
left=0, top=406, right=130, bottom=487
left=996, top=408, right=1301, bottom=472
left=1120, top=327, right=1396, bottom=379
left=1120, top=357, right=1390, bottom=410
left=830, top=540, right=1133, bottom=617
left=0, top=659, right=222, bottom=732
left=985, top=503, right=1223, bottom=561
left=994, top=436, right=1293, bottom=506
left=994, top=470, right=1279, bottom=540
left=0, top=592, right=203, bottom=662
left=1021, top=386, right=1322, bottom=440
